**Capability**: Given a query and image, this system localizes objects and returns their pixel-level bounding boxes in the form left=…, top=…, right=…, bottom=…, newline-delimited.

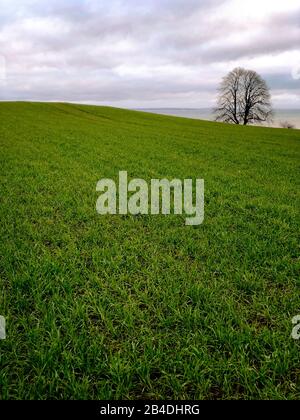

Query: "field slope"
left=0, top=102, right=299, bottom=399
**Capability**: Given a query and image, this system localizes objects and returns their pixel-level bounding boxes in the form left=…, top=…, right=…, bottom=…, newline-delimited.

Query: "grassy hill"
left=0, top=102, right=299, bottom=399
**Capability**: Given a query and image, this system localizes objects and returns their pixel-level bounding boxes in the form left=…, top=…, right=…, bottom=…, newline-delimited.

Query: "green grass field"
left=0, top=102, right=299, bottom=400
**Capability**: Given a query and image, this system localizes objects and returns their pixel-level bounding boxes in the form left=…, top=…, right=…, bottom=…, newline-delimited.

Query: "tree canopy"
left=214, top=67, right=273, bottom=125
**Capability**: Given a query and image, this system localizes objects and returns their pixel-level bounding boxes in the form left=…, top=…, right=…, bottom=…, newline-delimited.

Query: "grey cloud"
left=265, top=73, right=300, bottom=90
left=0, top=0, right=299, bottom=107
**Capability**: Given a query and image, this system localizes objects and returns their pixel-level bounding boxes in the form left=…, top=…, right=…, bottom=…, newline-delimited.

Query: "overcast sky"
left=0, top=0, right=299, bottom=108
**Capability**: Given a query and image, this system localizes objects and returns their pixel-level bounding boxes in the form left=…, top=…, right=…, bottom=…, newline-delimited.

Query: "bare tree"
left=214, top=67, right=273, bottom=125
